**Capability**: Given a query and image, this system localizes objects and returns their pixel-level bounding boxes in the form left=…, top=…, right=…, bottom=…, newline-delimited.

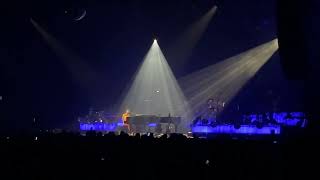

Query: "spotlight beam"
left=30, top=18, right=98, bottom=94
left=119, top=40, right=191, bottom=132
left=179, top=39, right=279, bottom=115
left=167, top=5, right=218, bottom=71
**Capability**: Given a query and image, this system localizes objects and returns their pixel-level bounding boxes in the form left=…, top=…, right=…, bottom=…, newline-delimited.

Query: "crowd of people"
left=0, top=129, right=316, bottom=180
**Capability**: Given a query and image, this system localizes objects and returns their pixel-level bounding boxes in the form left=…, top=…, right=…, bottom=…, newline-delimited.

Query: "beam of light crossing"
left=119, top=40, right=191, bottom=132
left=168, top=6, right=218, bottom=71
left=30, top=18, right=98, bottom=95
left=179, top=39, right=279, bottom=116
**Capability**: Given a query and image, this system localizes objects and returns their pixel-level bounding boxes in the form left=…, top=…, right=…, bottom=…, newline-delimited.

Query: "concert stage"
left=79, top=114, right=182, bottom=133
left=80, top=122, right=174, bottom=133
left=80, top=122, right=281, bottom=135
left=78, top=112, right=306, bottom=136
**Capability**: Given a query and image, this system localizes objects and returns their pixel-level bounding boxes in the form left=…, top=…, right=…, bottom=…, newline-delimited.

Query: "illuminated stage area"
left=79, top=122, right=281, bottom=135
left=118, top=39, right=191, bottom=133
left=5, top=1, right=315, bottom=179
left=30, top=5, right=304, bottom=138
left=191, top=125, right=281, bottom=135
left=79, top=115, right=182, bottom=134
left=78, top=38, right=306, bottom=136
left=79, top=112, right=306, bottom=135
left=80, top=123, right=281, bottom=135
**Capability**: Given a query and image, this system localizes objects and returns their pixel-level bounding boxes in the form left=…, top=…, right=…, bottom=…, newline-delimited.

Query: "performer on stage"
left=122, top=109, right=131, bottom=132
left=122, top=109, right=131, bottom=124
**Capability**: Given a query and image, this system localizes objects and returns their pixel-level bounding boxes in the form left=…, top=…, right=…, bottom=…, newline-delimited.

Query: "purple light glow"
left=148, top=123, right=157, bottom=127
left=272, top=112, right=305, bottom=126
left=80, top=123, right=117, bottom=131
left=245, top=112, right=306, bottom=127
left=192, top=125, right=280, bottom=135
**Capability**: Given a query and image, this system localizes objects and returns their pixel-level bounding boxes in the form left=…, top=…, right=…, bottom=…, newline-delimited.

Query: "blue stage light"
left=192, top=125, right=281, bottom=135
left=80, top=123, right=117, bottom=131
left=148, top=123, right=157, bottom=127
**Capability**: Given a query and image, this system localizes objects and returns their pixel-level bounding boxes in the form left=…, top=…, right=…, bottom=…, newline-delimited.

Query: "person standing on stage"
left=122, top=109, right=131, bottom=124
